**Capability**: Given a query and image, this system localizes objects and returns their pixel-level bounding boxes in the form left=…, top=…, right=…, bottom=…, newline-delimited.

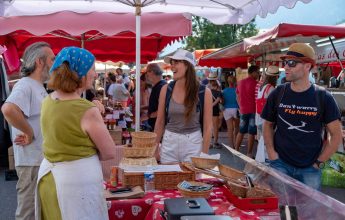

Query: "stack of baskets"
left=120, top=131, right=158, bottom=166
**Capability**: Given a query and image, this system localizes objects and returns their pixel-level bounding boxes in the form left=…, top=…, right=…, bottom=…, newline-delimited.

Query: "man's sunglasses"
left=282, top=60, right=302, bottom=68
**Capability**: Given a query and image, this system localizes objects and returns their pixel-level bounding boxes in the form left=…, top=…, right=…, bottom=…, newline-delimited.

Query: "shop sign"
left=315, top=40, right=345, bottom=64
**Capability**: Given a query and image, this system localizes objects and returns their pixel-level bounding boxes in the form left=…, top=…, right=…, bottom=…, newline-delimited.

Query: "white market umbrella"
left=1, top=0, right=313, bottom=131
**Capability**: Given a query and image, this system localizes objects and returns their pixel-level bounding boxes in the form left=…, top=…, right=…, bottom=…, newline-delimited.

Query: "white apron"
left=35, top=155, right=108, bottom=220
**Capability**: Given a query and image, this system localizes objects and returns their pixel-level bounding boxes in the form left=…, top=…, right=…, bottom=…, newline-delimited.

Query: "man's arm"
left=121, top=85, right=130, bottom=97
left=263, top=120, right=278, bottom=160
left=317, top=120, right=342, bottom=163
left=236, top=85, right=241, bottom=107
left=236, top=93, right=240, bottom=107
left=1, top=103, right=34, bottom=146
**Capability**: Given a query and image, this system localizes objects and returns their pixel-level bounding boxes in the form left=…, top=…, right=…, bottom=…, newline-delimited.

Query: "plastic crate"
left=223, top=185, right=278, bottom=210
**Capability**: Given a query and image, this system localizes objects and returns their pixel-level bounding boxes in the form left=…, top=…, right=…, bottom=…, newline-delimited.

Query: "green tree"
left=185, top=16, right=259, bottom=50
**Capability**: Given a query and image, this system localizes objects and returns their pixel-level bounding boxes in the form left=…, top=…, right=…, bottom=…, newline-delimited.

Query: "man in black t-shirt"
left=146, top=63, right=167, bottom=131
left=261, top=43, right=342, bottom=190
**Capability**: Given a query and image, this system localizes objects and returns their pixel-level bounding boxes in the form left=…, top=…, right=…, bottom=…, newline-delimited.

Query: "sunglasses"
left=170, top=59, right=184, bottom=65
left=282, top=60, right=303, bottom=68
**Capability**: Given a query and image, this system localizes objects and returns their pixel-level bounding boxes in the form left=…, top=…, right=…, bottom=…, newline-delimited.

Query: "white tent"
left=95, top=62, right=117, bottom=73
left=0, top=0, right=312, bottom=131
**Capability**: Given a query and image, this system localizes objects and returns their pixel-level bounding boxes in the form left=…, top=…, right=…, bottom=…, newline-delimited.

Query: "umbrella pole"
left=135, top=1, right=141, bottom=131
left=104, top=64, right=107, bottom=99
left=81, top=33, right=86, bottom=98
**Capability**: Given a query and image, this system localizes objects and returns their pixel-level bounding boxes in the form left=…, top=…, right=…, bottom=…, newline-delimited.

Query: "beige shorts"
left=160, top=129, right=202, bottom=164
left=223, top=108, right=238, bottom=121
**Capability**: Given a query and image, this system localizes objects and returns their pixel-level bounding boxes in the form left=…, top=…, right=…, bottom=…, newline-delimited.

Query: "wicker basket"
left=191, top=157, right=219, bottom=169
left=177, top=181, right=213, bottom=198
left=131, top=131, right=157, bottom=148
left=119, top=157, right=158, bottom=166
left=246, top=186, right=276, bottom=198
left=119, top=164, right=195, bottom=189
left=218, top=164, right=245, bottom=181
left=123, top=145, right=156, bottom=158
left=225, top=180, right=249, bottom=198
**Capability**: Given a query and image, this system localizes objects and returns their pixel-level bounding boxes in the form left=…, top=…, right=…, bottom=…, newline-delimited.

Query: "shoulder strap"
left=314, top=84, right=326, bottom=123
left=274, top=83, right=288, bottom=119
left=165, top=81, right=176, bottom=125
left=259, top=84, right=272, bottom=101
left=198, top=84, right=206, bottom=135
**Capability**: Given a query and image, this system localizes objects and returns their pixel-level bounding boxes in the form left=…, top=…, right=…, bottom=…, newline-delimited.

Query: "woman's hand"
left=155, top=142, right=161, bottom=163
left=14, top=133, right=34, bottom=146
left=92, top=99, right=105, bottom=114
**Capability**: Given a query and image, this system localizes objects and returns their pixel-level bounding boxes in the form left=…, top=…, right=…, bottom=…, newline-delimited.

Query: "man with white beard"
left=1, top=42, right=55, bottom=220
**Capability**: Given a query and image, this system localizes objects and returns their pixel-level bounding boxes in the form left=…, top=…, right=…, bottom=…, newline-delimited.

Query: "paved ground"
left=0, top=132, right=344, bottom=220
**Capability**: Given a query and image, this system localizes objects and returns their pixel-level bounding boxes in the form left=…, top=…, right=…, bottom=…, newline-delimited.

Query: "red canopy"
left=244, top=23, right=345, bottom=54
left=198, top=41, right=251, bottom=68
left=0, top=11, right=192, bottom=74
left=194, top=49, right=219, bottom=61
left=199, top=23, right=345, bottom=68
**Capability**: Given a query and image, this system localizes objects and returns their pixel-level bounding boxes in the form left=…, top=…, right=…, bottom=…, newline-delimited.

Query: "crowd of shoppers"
left=2, top=40, right=343, bottom=220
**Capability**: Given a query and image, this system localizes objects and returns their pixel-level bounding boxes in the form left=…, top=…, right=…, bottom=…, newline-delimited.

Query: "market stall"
left=106, top=179, right=278, bottom=220
left=0, top=11, right=191, bottom=74
left=200, top=23, right=345, bottom=69
left=102, top=143, right=345, bottom=220
left=198, top=41, right=252, bottom=68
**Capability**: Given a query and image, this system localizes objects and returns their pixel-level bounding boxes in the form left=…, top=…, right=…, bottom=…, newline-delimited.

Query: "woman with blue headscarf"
left=36, top=47, right=115, bottom=220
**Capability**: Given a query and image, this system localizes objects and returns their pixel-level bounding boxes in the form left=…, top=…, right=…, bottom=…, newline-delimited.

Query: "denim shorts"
left=269, top=158, right=321, bottom=190
left=239, top=113, right=257, bottom=135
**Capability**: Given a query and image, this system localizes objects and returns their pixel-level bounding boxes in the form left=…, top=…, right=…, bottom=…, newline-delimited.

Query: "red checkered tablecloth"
left=106, top=179, right=280, bottom=220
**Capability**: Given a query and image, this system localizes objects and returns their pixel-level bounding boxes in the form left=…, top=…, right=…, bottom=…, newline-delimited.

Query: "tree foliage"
left=185, top=16, right=259, bottom=50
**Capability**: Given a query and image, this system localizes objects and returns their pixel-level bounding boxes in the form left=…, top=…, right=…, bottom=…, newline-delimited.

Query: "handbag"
left=256, top=84, right=272, bottom=114
left=255, top=135, right=266, bottom=163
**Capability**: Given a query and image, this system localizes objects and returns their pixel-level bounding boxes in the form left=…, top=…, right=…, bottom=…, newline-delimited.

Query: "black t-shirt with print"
left=148, top=80, right=167, bottom=129
left=261, top=84, right=340, bottom=167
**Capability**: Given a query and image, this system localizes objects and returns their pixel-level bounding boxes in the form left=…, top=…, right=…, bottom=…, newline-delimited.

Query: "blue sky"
left=255, top=0, right=345, bottom=29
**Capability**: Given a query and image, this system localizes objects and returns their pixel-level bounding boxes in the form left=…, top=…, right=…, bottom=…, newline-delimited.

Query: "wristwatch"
left=315, top=160, right=325, bottom=169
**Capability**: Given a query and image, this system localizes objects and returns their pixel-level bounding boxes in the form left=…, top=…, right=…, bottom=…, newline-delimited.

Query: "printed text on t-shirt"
left=279, top=103, right=317, bottom=117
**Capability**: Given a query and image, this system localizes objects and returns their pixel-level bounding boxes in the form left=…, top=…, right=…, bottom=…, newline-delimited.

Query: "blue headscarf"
left=50, top=47, right=95, bottom=78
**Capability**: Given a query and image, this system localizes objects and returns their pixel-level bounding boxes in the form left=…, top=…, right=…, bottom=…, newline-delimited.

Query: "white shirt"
left=5, top=77, right=47, bottom=166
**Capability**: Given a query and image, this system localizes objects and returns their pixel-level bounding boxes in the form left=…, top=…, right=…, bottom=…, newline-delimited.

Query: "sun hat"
left=265, top=66, right=280, bottom=76
left=164, top=48, right=196, bottom=66
left=280, top=43, right=316, bottom=64
left=207, top=72, right=218, bottom=80
left=50, top=46, right=95, bottom=78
